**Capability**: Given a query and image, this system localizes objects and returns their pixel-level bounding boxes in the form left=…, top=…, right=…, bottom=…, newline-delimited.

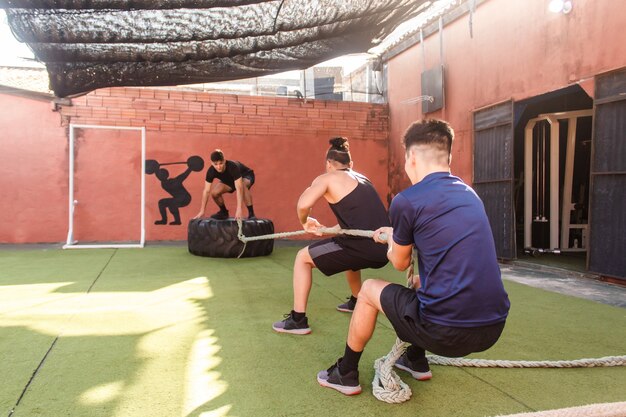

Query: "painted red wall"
left=386, top=0, right=626, bottom=193
left=1, top=88, right=389, bottom=243
left=0, top=93, right=68, bottom=243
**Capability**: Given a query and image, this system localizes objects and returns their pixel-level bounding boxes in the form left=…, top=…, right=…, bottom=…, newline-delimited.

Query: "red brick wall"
left=61, top=88, right=388, bottom=141
left=48, top=87, right=390, bottom=243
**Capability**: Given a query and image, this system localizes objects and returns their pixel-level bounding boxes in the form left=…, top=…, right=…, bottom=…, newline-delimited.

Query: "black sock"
left=218, top=204, right=228, bottom=213
left=291, top=310, right=305, bottom=321
left=339, top=343, right=362, bottom=374
left=406, top=345, right=426, bottom=362
left=247, top=205, right=255, bottom=217
left=349, top=295, right=357, bottom=303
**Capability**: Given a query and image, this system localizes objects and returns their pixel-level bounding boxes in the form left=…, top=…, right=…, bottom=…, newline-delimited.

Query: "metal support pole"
left=560, top=118, right=577, bottom=249
left=548, top=117, right=560, bottom=250
left=140, top=127, right=146, bottom=246
left=524, top=121, right=536, bottom=248
left=65, top=126, right=75, bottom=246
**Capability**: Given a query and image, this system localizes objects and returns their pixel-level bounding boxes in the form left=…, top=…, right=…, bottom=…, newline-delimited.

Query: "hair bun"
left=329, top=137, right=349, bottom=151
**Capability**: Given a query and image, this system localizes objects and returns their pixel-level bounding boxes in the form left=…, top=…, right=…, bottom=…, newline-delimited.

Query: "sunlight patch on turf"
left=80, top=381, right=124, bottom=405
left=184, top=329, right=227, bottom=416
left=0, top=275, right=234, bottom=417
left=0, top=282, right=77, bottom=314
left=198, top=405, right=232, bottom=417
left=0, top=277, right=213, bottom=336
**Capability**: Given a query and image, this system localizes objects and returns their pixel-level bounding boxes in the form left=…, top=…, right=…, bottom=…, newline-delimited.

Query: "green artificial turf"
left=0, top=246, right=625, bottom=417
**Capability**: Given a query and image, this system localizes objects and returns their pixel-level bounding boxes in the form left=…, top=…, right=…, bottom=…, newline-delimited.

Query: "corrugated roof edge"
left=380, top=0, right=487, bottom=63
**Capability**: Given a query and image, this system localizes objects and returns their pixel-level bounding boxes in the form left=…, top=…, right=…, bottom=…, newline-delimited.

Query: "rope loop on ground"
left=372, top=337, right=411, bottom=403
left=372, top=352, right=626, bottom=405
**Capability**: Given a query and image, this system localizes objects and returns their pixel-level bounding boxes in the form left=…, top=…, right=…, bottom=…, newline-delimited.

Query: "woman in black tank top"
left=329, top=170, right=390, bottom=260
left=272, top=137, right=390, bottom=336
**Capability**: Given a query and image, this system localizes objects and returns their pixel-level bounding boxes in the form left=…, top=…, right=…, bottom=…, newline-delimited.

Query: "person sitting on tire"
left=193, top=149, right=256, bottom=220
left=316, top=119, right=510, bottom=396
left=272, top=137, right=390, bottom=335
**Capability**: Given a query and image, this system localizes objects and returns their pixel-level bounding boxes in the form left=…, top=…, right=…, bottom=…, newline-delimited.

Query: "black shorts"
left=380, top=284, right=506, bottom=357
left=242, top=172, right=255, bottom=188
left=308, top=238, right=387, bottom=276
left=224, top=173, right=255, bottom=193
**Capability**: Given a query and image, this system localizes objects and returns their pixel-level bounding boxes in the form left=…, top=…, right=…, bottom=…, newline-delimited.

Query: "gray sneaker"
left=336, top=296, right=356, bottom=313
left=394, top=352, right=432, bottom=381
left=317, top=359, right=361, bottom=396
left=272, top=312, right=311, bottom=335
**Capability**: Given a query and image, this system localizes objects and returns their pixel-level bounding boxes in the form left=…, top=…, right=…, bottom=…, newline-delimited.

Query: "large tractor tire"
left=188, top=218, right=274, bottom=258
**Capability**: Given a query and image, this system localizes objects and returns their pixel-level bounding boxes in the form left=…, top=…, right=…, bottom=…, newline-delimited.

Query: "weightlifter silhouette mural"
left=146, top=156, right=204, bottom=225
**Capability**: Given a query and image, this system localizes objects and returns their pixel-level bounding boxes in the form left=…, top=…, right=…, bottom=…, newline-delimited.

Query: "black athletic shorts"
left=225, top=172, right=255, bottom=193
left=380, top=283, right=506, bottom=357
left=242, top=172, right=255, bottom=187
left=308, top=238, right=387, bottom=276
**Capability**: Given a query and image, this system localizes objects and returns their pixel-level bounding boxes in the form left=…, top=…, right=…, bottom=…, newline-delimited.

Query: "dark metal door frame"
left=588, top=68, right=626, bottom=280
left=473, top=100, right=516, bottom=259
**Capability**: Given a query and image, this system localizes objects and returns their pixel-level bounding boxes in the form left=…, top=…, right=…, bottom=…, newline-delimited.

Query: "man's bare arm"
left=387, top=238, right=413, bottom=271
left=193, top=181, right=212, bottom=219
left=234, top=177, right=244, bottom=219
left=373, top=227, right=413, bottom=271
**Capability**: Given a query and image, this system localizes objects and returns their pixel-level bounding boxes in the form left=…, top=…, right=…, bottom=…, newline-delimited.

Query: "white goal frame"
left=63, top=124, right=146, bottom=249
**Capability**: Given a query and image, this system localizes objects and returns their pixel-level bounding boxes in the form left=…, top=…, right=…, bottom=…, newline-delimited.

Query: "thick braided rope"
left=372, top=337, right=412, bottom=403
left=491, top=401, right=626, bottom=417
left=372, top=353, right=626, bottom=405
left=235, top=219, right=383, bottom=258
left=426, top=355, right=626, bottom=368
left=236, top=220, right=377, bottom=242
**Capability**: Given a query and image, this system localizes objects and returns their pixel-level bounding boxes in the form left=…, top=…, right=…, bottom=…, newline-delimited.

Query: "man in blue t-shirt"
left=317, top=119, right=510, bottom=396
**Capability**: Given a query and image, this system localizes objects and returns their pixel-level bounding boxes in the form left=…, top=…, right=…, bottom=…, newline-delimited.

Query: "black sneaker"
left=210, top=210, right=229, bottom=220
left=317, top=359, right=361, bottom=395
left=272, top=312, right=311, bottom=335
left=394, top=352, right=432, bottom=381
left=336, top=296, right=356, bottom=313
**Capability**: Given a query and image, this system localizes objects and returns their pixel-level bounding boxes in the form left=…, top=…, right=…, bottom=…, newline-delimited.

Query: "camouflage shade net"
left=1, top=0, right=429, bottom=97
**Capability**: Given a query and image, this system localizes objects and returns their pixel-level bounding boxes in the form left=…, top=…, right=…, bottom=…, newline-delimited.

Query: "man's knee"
left=359, top=279, right=376, bottom=297
left=358, top=279, right=388, bottom=306
left=295, top=247, right=314, bottom=266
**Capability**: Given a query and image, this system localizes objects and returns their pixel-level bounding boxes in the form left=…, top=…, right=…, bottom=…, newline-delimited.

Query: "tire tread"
left=188, top=218, right=274, bottom=258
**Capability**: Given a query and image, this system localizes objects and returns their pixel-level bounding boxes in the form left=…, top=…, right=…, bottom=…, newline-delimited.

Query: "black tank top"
left=329, top=170, right=390, bottom=261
